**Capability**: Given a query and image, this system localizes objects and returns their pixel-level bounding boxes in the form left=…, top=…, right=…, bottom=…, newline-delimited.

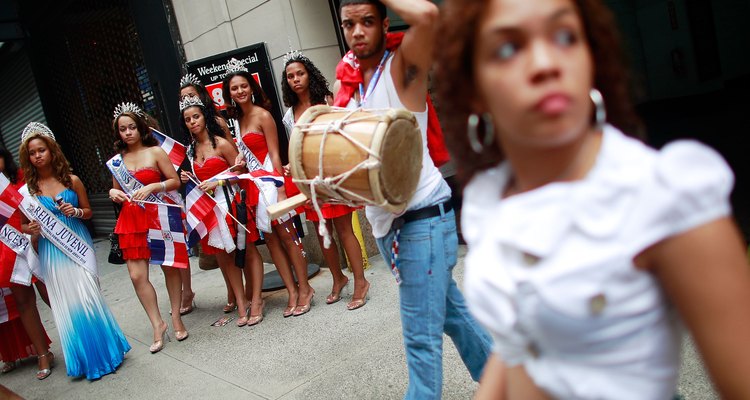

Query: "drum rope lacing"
left=293, top=107, right=392, bottom=247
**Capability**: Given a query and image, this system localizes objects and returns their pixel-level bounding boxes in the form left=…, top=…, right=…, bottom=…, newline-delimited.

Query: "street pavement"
left=1, top=239, right=718, bottom=399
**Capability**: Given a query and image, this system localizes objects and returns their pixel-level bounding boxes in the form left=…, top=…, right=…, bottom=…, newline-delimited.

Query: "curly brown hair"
left=19, top=134, right=73, bottom=195
left=112, top=111, right=159, bottom=152
left=434, top=0, right=642, bottom=186
left=222, top=71, right=272, bottom=118
left=281, top=57, right=332, bottom=108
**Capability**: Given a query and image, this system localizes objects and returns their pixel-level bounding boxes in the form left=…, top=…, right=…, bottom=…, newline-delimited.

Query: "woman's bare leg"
left=9, top=285, right=50, bottom=371
left=127, top=259, right=167, bottom=342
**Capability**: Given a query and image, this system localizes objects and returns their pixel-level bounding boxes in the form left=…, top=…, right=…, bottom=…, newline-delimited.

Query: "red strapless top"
left=193, top=156, right=229, bottom=182
left=114, top=167, right=163, bottom=261
left=132, top=168, right=161, bottom=184
left=241, top=132, right=269, bottom=163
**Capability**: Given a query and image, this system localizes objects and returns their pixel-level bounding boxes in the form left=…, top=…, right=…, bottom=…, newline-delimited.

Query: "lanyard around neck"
left=358, top=49, right=391, bottom=107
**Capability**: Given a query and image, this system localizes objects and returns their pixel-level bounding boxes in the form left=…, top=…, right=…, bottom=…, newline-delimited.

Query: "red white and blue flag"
left=0, top=174, right=41, bottom=285
left=183, top=180, right=226, bottom=249
left=0, top=175, right=23, bottom=227
left=147, top=201, right=189, bottom=269
left=151, top=128, right=186, bottom=171
left=207, top=170, right=284, bottom=233
left=207, top=170, right=284, bottom=188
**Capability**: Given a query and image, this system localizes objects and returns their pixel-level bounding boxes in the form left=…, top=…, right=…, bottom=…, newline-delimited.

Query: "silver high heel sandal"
left=36, top=352, right=54, bottom=380
left=149, top=325, right=170, bottom=353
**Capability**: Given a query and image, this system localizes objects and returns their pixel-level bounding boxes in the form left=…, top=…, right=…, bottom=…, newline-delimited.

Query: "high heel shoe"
left=247, top=301, right=264, bottom=327
left=283, top=305, right=296, bottom=318
left=2, top=361, right=16, bottom=374
left=149, top=323, right=170, bottom=354
left=35, top=352, right=54, bottom=380
left=293, top=289, right=315, bottom=317
left=347, top=281, right=370, bottom=311
left=223, top=302, right=237, bottom=313
left=283, top=291, right=298, bottom=318
left=236, top=306, right=250, bottom=327
left=179, top=292, right=197, bottom=315
left=326, top=277, right=350, bottom=305
left=174, top=330, right=189, bottom=341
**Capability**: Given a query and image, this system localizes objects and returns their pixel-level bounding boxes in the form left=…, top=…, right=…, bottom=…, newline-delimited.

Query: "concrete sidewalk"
left=1, top=240, right=480, bottom=400
left=1, top=240, right=717, bottom=399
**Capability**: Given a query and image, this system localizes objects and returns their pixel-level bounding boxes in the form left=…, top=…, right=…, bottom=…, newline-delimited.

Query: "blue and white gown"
left=37, top=189, right=131, bottom=380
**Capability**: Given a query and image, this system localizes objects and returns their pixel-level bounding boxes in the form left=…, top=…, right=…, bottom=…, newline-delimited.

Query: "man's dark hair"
left=339, top=0, right=387, bottom=20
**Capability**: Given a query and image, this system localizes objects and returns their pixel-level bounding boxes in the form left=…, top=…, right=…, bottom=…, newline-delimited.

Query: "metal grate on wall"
left=0, top=48, right=47, bottom=161
left=25, top=0, right=158, bottom=234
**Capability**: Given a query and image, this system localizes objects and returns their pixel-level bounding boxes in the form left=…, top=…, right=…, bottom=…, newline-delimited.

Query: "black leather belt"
left=391, top=201, right=453, bottom=231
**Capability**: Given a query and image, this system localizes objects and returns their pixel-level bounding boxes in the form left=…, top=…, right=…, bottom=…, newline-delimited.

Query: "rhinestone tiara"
left=180, top=72, right=202, bottom=87
left=21, top=122, right=56, bottom=144
left=179, top=95, right=204, bottom=112
left=113, top=102, right=144, bottom=119
left=225, top=58, right=248, bottom=74
left=283, top=50, right=309, bottom=65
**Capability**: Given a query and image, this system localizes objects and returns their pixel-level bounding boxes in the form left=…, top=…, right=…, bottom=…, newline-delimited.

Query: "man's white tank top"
left=346, top=53, right=450, bottom=238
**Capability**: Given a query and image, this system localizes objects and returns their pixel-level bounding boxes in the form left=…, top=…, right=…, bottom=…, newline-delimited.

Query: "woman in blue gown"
left=19, top=122, right=130, bottom=380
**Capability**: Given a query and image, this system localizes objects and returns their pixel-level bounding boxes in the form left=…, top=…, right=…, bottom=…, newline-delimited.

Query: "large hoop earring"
left=590, top=88, right=606, bottom=130
left=467, top=113, right=494, bottom=153
left=231, top=98, right=236, bottom=107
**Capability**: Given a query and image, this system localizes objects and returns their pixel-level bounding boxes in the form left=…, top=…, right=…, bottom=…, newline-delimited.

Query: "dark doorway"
left=12, top=0, right=182, bottom=234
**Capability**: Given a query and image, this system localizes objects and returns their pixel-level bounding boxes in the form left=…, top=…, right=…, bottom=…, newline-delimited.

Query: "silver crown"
left=225, top=58, right=248, bottom=74
left=180, top=72, right=202, bottom=87
left=283, top=50, right=309, bottom=65
left=179, top=95, right=204, bottom=111
left=21, top=122, right=56, bottom=144
left=113, top=102, right=144, bottom=119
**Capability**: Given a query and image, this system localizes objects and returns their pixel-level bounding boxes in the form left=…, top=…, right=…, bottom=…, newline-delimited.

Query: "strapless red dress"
left=193, top=156, right=242, bottom=254
left=114, top=168, right=160, bottom=260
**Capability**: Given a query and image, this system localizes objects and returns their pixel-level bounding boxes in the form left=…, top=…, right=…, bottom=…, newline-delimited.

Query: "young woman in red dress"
left=280, top=52, right=371, bottom=310
left=177, top=74, right=241, bottom=316
left=108, top=105, right=188, bottom=353
left=223, top=66, right=315, bottom=318
left=179, top=95, right=263, bottom=326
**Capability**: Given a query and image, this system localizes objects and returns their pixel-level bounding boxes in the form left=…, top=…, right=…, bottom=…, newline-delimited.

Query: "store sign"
left=186, top=43, right=289, bottom=163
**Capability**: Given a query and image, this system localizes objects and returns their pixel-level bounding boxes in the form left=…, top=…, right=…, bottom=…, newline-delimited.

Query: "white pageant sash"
left=231, top=118, right=265, bottom=173
left=18, top=186, right=97, bottom=278
left=106, top=154, right=182, bottom=206
left=0, top=223, right=41, bottom=285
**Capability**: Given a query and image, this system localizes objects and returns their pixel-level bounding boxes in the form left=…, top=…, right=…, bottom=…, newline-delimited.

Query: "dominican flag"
left=151, top=128, right=186, bottom=171
left=146, top=202, right=189, bottom=269
left=0, top=174, right=41, bottom=285
left=184, top=181, right=234, bottom=251
left=0, top=174, right=23, bottom=226
left=207, top=170, right=285, bottom=232
left=207, top=170, right=284, bottom=188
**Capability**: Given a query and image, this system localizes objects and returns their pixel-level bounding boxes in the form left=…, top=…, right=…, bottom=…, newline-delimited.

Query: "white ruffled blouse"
left=462, top=125, right=733, bottom=399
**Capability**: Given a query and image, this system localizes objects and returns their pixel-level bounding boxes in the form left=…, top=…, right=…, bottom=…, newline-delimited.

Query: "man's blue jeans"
left=376, top=207, right=492, bottom=399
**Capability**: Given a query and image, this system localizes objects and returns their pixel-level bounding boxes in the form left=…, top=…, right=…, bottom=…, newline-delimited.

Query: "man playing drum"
left=334, top=1, right=492, bottom=398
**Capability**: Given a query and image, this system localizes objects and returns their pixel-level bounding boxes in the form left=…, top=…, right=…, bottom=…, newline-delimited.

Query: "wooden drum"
left=288, top=105, right=423, bottom=214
